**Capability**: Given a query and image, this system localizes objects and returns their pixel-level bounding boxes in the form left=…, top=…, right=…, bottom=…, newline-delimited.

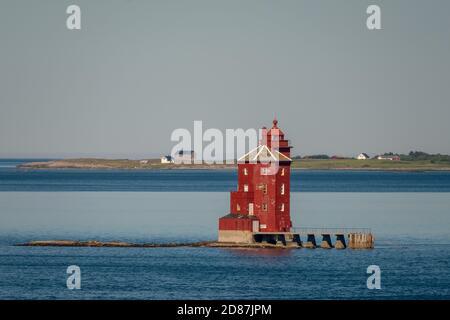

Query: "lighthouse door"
left=252, top=220, right=260, bottom=232
left=249, top=203, right=254, bottom=215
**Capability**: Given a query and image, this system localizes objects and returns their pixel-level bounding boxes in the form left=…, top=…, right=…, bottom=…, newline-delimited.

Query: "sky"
left=1, top=0, right=450, bottom=159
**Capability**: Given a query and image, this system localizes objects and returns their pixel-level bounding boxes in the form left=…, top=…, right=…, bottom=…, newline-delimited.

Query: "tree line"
left=292, top=151, right=450, bottom=163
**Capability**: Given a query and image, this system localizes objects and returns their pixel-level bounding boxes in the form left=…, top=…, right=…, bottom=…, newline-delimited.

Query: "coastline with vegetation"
left=17, top=159, right=237, bottom=170
left=17, top=153, right=450, bottom=171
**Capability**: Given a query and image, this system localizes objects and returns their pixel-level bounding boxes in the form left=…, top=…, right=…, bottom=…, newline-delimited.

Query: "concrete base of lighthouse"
left=218, top=213, right=258, bottom=244
left=218, top=230, right=255, bottom=244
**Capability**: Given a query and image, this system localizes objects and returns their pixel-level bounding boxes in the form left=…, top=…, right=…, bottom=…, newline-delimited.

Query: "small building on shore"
left=160, top=156, right=174, bottom=164
left=357, top=153, right=370, bottom=160
left=377, top=155, right=400, bottom=161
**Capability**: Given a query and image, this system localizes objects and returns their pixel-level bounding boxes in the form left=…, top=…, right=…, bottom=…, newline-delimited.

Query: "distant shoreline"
left=16, top=158, right=450, bottom=171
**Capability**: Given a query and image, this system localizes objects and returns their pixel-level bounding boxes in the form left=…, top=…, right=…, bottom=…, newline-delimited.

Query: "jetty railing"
left=291, top=227, right=371, bottom=235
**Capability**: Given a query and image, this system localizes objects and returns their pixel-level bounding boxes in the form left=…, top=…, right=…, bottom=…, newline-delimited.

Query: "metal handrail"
left=291, top=227, right=371, bottom=235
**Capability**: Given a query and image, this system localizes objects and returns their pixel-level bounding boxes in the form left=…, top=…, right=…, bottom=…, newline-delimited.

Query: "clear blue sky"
left=1, top=0, right=449, bottom=158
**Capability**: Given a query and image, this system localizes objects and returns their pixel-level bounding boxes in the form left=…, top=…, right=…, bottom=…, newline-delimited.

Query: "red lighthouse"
left=218, top=119, right=293, bottom=243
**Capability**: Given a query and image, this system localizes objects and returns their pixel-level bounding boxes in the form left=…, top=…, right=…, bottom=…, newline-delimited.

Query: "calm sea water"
left=0, top=159, right=449, bottom=299
left=2, top=159, right=450, bottom=192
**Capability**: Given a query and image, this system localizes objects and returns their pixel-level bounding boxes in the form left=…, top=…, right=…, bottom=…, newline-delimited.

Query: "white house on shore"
left=160, top=155, right=174, bottom=164
left=357, top=153, right=370, bottom=160
left=377, top=155, right=400, bottom=161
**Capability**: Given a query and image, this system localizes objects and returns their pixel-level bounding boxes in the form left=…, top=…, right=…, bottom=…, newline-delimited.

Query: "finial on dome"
left=272, top=118, right=278, bottom=127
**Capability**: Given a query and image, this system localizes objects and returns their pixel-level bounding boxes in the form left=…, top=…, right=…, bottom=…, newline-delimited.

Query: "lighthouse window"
left=281, top=184, right=285, bottom=195
left=243, top=168, right=248, bottom=175
left=262, top=203, right=267, bottom=211
left=262, top=184, right=267, bottom=194
left=280, top=203, right=285, bottom=212
left=261, top=167, right=268, bottom=175
left=237, top=203, right=240, bottom=211
left=281, top=168, right=285, bottom=176
left=244, top=184, right=249, bottom=192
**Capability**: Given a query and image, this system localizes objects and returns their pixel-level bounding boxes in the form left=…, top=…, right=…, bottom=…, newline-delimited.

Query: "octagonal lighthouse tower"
left=218, top=119, right=293, bottom=243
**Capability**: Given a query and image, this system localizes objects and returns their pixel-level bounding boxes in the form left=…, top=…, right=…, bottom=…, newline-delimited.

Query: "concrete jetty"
left=17, top=228, right=373, bottom=250
left=303, top=234, right=317, bottom=248
left=252, top=228, right=374, bottom=249
left=348, top=232, right=375, bottom=249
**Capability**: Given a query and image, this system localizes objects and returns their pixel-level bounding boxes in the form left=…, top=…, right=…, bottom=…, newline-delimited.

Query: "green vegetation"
left=289, top=151, right=450, bottom=170
left=295, top=154, right=330, bottom=160
left=399, top=151, right=450, bottom=163
left=291, top=158, right=450, bottom=170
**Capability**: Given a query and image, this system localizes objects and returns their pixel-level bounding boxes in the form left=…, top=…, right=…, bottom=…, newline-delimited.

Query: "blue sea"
left=2, top=159, right=450, bottom=192
left=0, top=159, right=449, bottom=299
